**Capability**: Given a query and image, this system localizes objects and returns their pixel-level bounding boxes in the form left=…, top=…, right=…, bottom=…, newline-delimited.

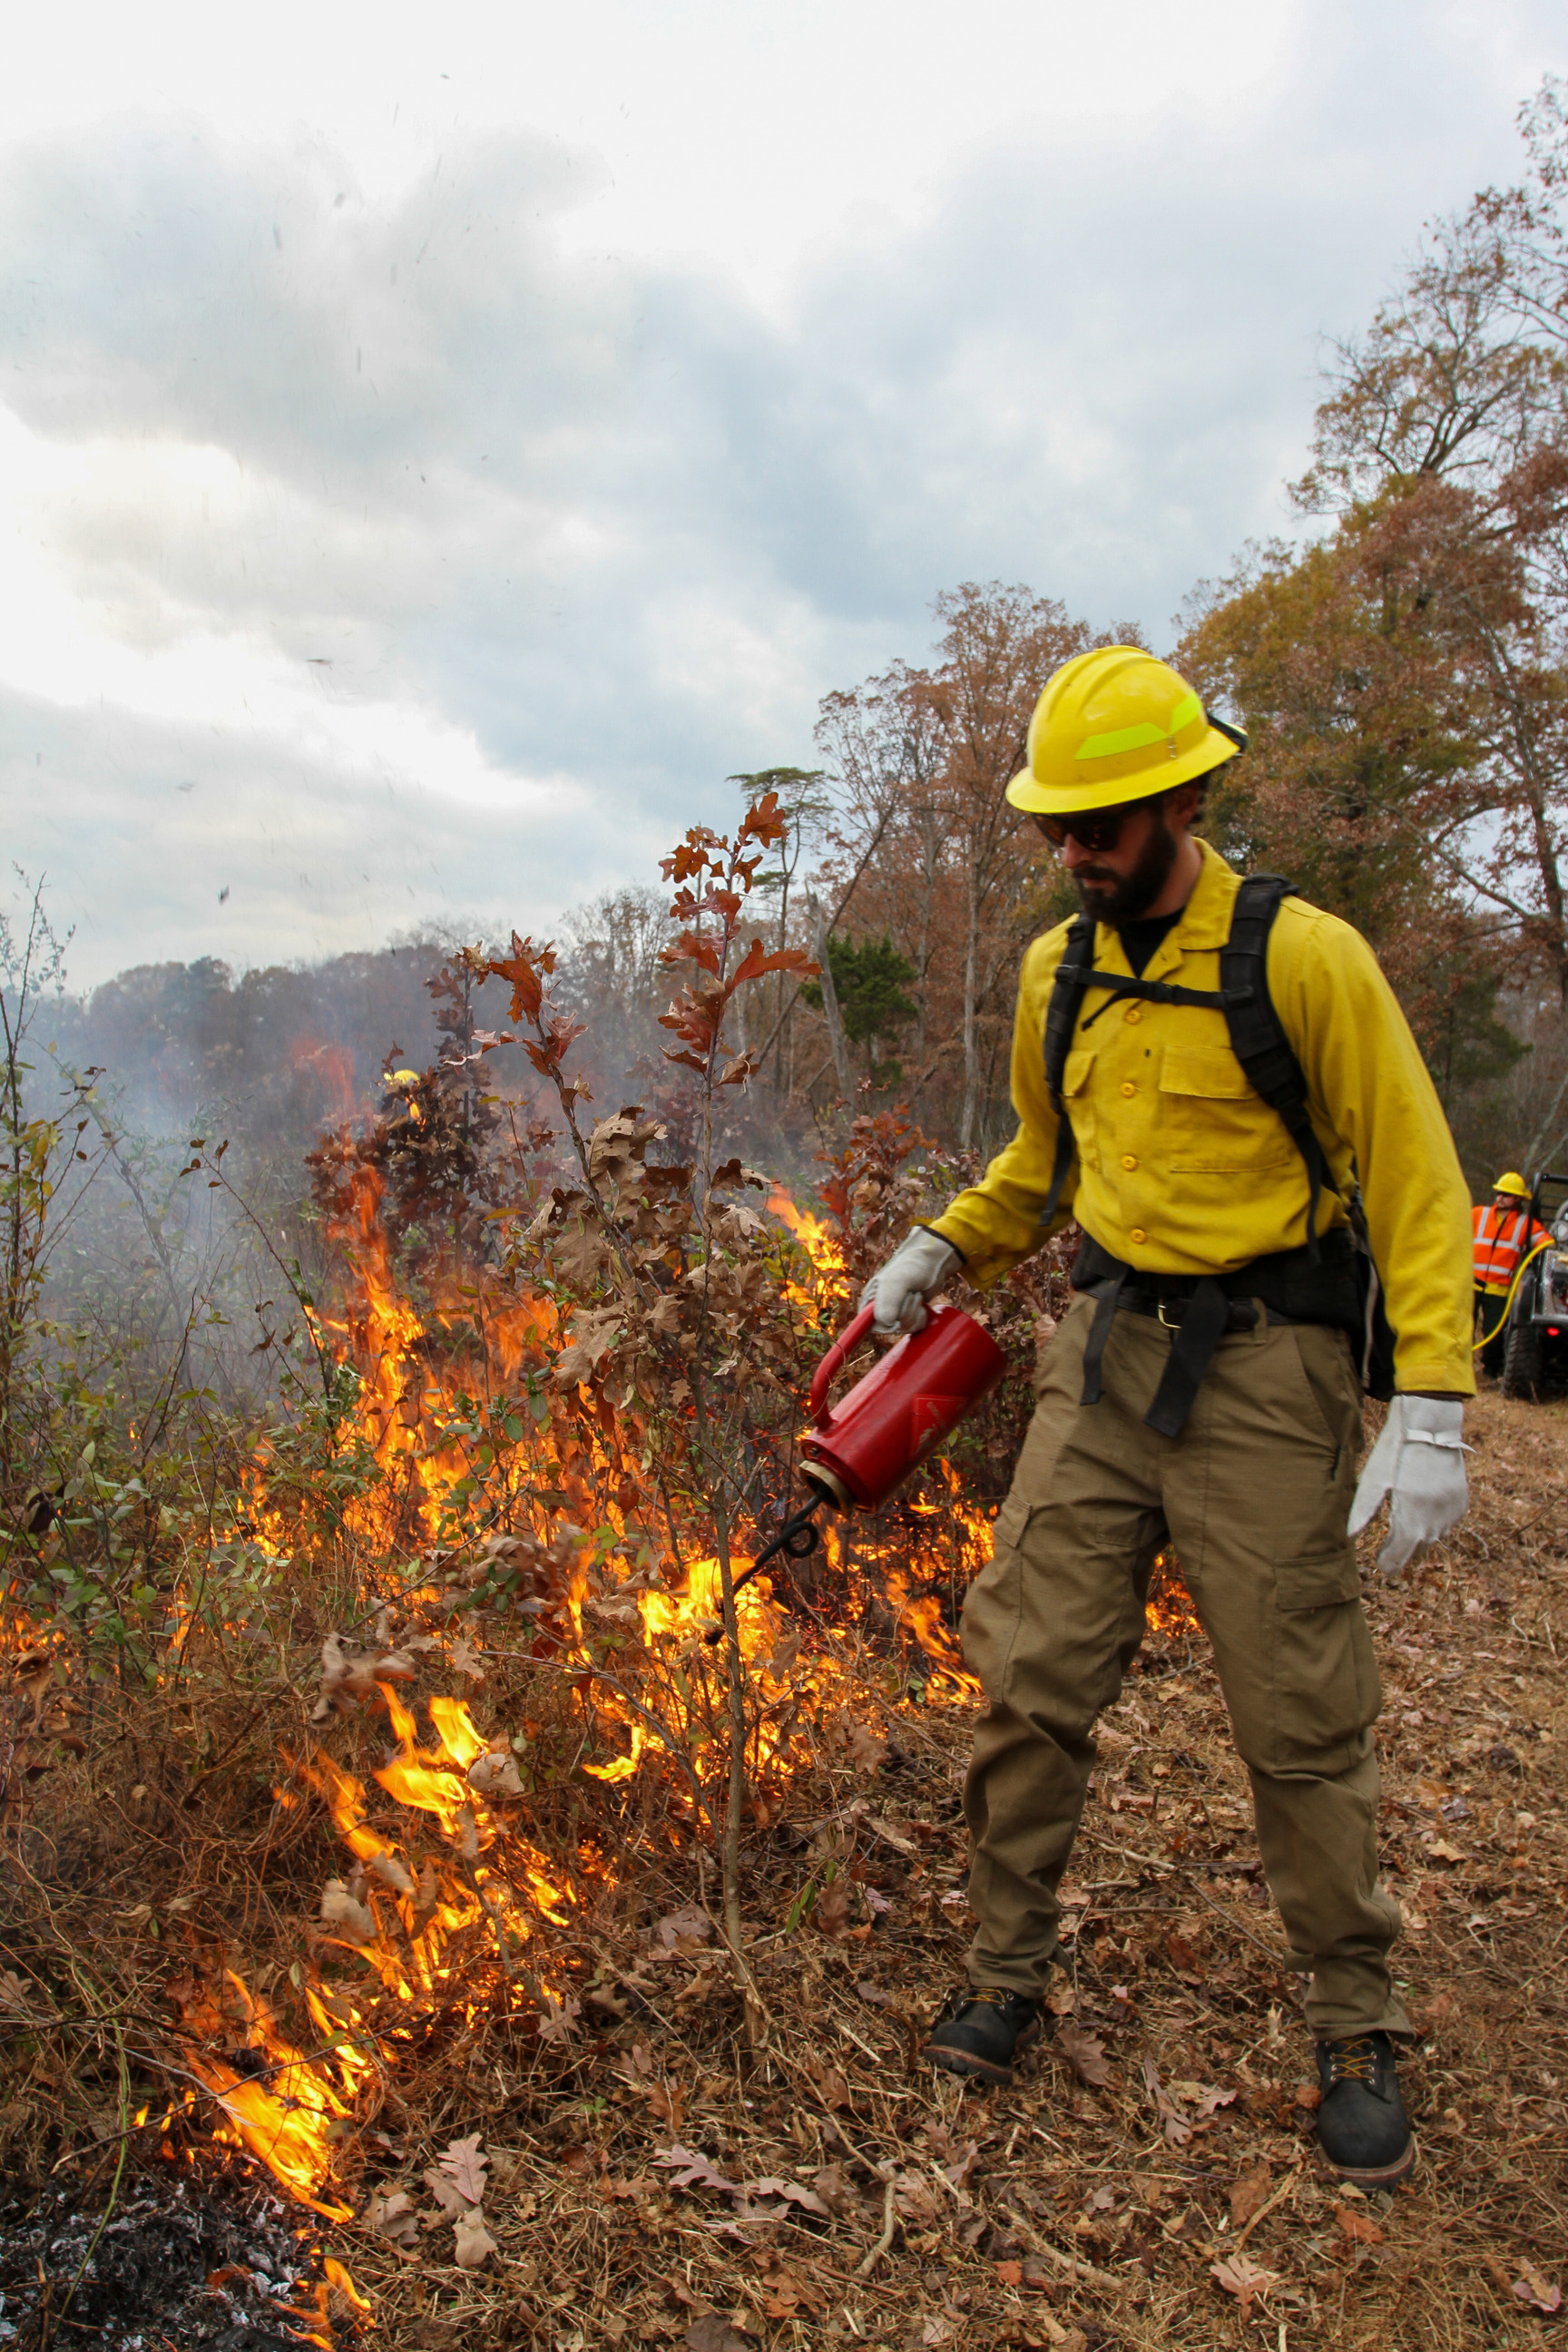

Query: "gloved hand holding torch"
left=861, top=1227, right=963, bottom=1335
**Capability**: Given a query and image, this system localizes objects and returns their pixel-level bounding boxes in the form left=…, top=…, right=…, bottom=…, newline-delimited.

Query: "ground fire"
left=163, top=1136, right=1014, bottom=2234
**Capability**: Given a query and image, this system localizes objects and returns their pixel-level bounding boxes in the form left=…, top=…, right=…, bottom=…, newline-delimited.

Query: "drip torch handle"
left=808, top=1302, right=877, bottom=1426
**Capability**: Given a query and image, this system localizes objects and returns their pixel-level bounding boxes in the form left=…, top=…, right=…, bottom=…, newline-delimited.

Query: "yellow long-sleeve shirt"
left=929, top=839, right=1475, bottom=1396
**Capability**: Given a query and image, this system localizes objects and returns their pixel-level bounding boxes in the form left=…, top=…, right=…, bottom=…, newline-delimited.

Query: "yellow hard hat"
left=1494, top=1170, right=1530, bottom=1197
left=1006, top=646, right=1246, bottom=815
left=387, top=1069, right=420, bottom=1090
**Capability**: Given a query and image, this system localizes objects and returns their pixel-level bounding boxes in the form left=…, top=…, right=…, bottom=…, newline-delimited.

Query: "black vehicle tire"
left=1503, top=1311, right=1546, bottom=1401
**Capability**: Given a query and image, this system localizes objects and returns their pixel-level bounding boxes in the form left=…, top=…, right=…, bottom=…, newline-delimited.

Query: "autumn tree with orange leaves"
left=807, top=585, right=1098, bottom=1150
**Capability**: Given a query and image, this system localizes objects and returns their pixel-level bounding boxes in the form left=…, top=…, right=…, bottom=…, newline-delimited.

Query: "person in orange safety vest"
left=1472, top=1172, right=1549, bottom=1376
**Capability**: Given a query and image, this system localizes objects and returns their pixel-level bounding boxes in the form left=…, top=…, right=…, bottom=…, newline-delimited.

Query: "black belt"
left=1118, top=1289, right=1263, bottom=1332
left=1073, top=1229, right=1361, bottom=1440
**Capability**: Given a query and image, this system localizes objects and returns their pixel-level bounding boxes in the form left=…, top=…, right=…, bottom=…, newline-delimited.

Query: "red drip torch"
left=724, top=1299, right=1008, bottom=1614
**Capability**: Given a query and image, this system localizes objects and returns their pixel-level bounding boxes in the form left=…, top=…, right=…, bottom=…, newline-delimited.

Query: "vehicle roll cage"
left=1529, top=1170, right=1568, bottom=1236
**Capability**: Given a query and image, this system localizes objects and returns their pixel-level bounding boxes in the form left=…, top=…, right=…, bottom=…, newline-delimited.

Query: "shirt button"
left=1121, top=1153, right=1138, bottom=1171
left=1120, top=1080, right=1136, bottom=1097
left=1124, top=1006, right=1142, bottom=1024
left=1130, top=1227, right=1147, bottom=1245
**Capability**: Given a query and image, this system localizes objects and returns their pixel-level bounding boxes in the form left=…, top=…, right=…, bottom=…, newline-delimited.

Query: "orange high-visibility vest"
left=1472, top=1202, right=1546, bottom=1291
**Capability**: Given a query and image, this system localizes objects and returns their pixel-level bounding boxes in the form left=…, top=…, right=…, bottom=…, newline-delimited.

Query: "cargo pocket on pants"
left=962, top=1493, right=1031, bottom=1701
left=1269, top=1551, right=1382, bottom=1773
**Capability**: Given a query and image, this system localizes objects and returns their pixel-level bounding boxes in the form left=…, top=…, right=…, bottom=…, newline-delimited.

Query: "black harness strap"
left=1078, top=1269, right=1127, bottom=1406
left=1075, top=972, right=1249, bottom=1029
left=1141, top=1277, right=1233, bottom=1438
left=1038, top=911, right=1096, bottom=1230
left=1220, top=876, right=1329, bottom=1261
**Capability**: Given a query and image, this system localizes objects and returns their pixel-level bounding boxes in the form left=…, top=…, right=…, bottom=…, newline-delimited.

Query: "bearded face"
left=1070, top=804, right=1181, bottom=923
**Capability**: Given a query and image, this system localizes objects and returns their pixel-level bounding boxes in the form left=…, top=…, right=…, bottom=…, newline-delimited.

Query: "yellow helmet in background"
left=1493, top=1170, right=1530, bottom=1198
left=387, top=1069, right=421, bottom=1090
left=1006, top=646, right=1245, bottom=816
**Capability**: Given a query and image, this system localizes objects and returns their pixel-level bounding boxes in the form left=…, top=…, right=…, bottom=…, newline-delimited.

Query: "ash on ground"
left=0, top=2164, right=357, bottom=2349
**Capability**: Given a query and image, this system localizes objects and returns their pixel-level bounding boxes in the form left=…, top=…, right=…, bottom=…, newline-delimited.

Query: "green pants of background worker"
left=961, top=1292, right=1409, bottom=2041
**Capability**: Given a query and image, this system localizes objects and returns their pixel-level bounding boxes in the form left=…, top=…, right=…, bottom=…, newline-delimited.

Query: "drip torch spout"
left=704, top=1493, right=827, bottom=1642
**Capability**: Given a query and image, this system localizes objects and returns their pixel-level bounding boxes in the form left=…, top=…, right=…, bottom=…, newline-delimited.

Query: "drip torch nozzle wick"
left=703, top=1493, right=828, bottom=1641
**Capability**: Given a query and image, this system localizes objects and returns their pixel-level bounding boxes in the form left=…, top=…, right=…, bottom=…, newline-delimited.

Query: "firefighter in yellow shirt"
left=863, top=649, right=1473, bottom=2190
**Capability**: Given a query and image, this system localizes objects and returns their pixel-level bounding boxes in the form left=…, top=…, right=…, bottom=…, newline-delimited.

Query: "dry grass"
left=3, top=1384, right=1565, bottom=2351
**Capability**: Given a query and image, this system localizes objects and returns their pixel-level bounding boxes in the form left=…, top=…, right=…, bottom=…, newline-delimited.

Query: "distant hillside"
left=44, top=943, right=462, bottom=1152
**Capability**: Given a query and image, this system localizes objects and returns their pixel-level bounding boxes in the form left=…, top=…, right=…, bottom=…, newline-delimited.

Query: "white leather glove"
left=1348, top=1396, right=1469, bottom=1579
left=861, top=1228, right=961, bottom=1335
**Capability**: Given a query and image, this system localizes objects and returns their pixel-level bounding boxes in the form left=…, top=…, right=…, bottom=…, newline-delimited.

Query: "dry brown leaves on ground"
left=3, top=1391, right=1565, bottom=2352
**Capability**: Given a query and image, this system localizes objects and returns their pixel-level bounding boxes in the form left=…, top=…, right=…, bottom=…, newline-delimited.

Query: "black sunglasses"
left=1033, top=802, right=1152, bottom=852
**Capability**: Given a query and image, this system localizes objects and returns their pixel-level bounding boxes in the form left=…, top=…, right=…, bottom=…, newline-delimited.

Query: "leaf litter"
left=6, top=1393, right=1567, bottom=2350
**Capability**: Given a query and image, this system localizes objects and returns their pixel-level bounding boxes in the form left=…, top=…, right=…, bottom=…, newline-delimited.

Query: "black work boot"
left=922, top=1987, right=1040, bottom=2085
left=1314, top=2032, right=1416, bottom=2188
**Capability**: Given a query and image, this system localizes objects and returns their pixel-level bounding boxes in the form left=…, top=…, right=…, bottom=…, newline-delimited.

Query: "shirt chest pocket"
left=1062, top=1045, right=1099, bottom=1169
left=1158, top=1045, right=1293, bottom=1174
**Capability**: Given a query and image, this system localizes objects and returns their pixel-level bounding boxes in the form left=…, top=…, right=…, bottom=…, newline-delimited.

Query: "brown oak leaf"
left=745, top=2176, right=830, bottom=2217
left=1230, top=2162, right=1272, bottom=2229
left=435, top=2132, right=488, bottom=2209
left=453, top=2210, right=497, bottom=2269
left=653, top=1904, right=714, bottom=1953
left=319, top=1881, right=377, bottom=1943
left=654, top=2143, right=742, bottom=2196
left=686, top=2321, right=750, bottom=2352
left=1056, top=2022, right=1110, bottom=2088
left=1210, top=2253, right=1279, bottom=2315
left=810, top=2164, right=862, bottom=2219
left=1513, top=2259, right=1563, bottom=2315
left=1142, top=2056, right=1191, bottom=2142
left=365, top=2189, right=418, bottom=2247
left=466, top=1746, right=524, bottom=1799
left=814, top=1877, right=852, bottom=1939
left=807, top=2059, right=849, bottom=2109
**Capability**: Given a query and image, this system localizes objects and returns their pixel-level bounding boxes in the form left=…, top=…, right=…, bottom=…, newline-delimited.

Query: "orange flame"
left=767, top=1184, right=850, bottom=1317
left=323, top=2257, right=373, bottom=2317
left=178, top=1971, right=355, bottom=2220
left=197, top=1145, right=1013, bottom=2226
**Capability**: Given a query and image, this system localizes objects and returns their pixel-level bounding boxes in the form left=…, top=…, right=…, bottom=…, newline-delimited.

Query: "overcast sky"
left=3, top=0, right=1563, bottom=988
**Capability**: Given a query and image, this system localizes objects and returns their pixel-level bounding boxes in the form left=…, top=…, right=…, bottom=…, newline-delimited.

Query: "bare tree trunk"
left=960, top=861, right=981, bottom=1147
left=808, top=893, right=853, bottom=1098
left=773, top=871, right=790, bottom=1098
left=912, top=799, right=940, bottom=1099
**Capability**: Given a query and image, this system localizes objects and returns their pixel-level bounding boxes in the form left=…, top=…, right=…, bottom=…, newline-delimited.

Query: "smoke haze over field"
left=1, top=0, right=1563, bottom=985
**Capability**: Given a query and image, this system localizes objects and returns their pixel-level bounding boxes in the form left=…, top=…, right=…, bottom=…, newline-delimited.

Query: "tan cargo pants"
left=962, top=1291, right=1409, bottom=2040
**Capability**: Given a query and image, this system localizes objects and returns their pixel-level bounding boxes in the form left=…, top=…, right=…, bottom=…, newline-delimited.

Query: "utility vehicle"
left=1501, top=1169, right=1568, bottom=1400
